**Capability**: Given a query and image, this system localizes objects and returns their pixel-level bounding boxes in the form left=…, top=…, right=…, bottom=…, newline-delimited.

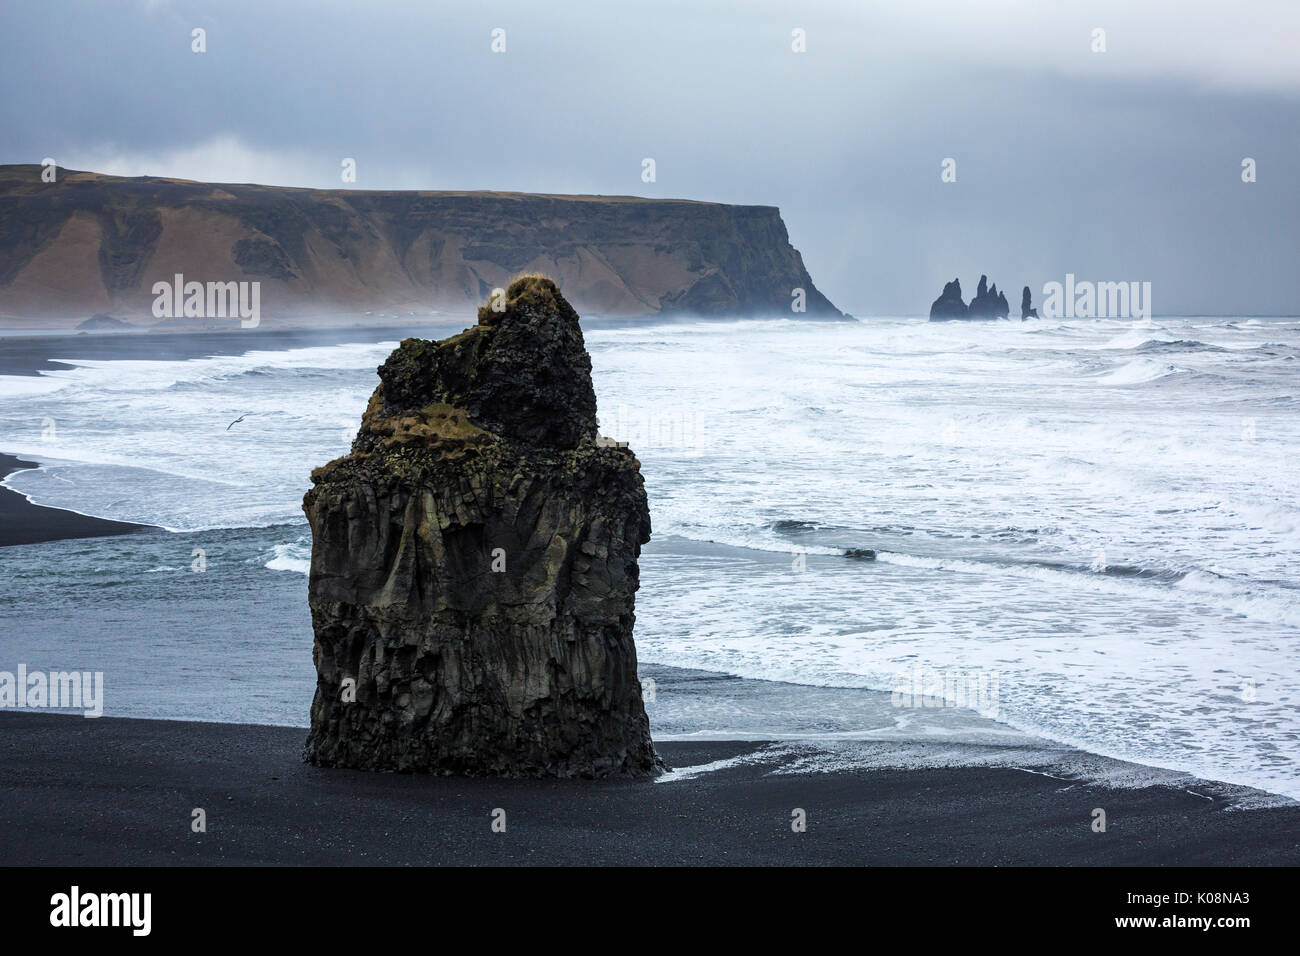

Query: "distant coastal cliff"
left=0, top=165, right=843, bottom=327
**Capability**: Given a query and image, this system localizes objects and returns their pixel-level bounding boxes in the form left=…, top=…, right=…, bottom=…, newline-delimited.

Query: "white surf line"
left=655, top=745, right=794, bottom=783
left=1009, top=766, right=1074, bottom=782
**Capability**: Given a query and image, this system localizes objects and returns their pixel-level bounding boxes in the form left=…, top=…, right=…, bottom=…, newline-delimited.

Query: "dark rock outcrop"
left=302, top=276, right=660, bottom=777
left=929, top=278, right=967, bottom=320
left=967, top=275, right=1009, bottom=320
left=928, top=274, right=1023, bottom=321
left=1021, top=286, right=1038, bottom=320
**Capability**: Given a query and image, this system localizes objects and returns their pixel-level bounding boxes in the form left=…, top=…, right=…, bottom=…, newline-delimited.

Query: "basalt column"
left=302, top=276, right=660, bottom=776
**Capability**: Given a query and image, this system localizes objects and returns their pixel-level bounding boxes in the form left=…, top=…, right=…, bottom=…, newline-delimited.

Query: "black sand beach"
left=0, top=316, right=736, bottom=378
left=0, top=324, right=441, bottom=377
left=2, top=711, right=1297, bottom=866
left=0, top=454, right=149, bottom=547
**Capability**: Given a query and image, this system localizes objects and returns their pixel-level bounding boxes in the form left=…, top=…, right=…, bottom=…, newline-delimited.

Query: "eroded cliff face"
left=0, top=165, right=844, bottom=325
left=302, top=276, right=659, bottom=776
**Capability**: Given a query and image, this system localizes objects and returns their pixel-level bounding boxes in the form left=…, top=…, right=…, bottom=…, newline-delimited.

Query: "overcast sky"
left=2, top=0, right=1297, bottom=315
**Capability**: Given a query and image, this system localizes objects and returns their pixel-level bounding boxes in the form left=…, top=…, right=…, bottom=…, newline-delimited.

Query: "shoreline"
left=0, top=313, right=858, bottom=376
left=4, top=322, right=1299, bottom=859
left=0, top=496, right=1292, bottom=808
left=0, top=453, right=153, bottom=547
left=1, top=711, right=1297, bottom=865
left=0, top=321, right=449, bottom=377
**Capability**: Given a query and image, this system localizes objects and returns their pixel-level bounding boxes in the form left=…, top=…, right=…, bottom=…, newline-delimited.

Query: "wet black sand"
left=1, top=712, right=1297, bottom=866
left=0, top=314, right=763, bottom=377
left=0, top=324, right=441, bottom=377
left=0, top=454, right=149, bottom=547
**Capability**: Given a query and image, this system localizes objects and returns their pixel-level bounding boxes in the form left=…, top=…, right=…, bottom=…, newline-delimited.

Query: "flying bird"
left=226, top=415, right=249, bottom=430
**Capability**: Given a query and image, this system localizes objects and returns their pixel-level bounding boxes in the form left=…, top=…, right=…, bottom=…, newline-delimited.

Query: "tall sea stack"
left=302, top=276, right=660, bottom=777
left=929, top=278, right=967, bottom=320
left=929, top=274, right=1025, bottom=321
left=1021, top=286, right=1039, bottom=320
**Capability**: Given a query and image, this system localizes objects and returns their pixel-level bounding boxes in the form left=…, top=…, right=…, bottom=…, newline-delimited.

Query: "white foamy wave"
left=1175, top=570, right=1300, bottom=629
left=1094, top=358, right=1181, bottom=385
left=872, top=550, right=1159, bottom=599
left=1100, top=330, right=1175, bottom=351
left=265, top=542, right=311, bottom=574
left=655, top=739, right=1293, bottom=808
left=0, top=374, right=68, bottom=399
left=649, top=523, right=844, bottom=557
left=837, top=546, right=1300, bottom=640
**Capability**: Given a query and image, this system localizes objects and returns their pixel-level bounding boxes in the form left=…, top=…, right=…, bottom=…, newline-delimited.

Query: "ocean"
left=2, top=314, right=1298, bottom=800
